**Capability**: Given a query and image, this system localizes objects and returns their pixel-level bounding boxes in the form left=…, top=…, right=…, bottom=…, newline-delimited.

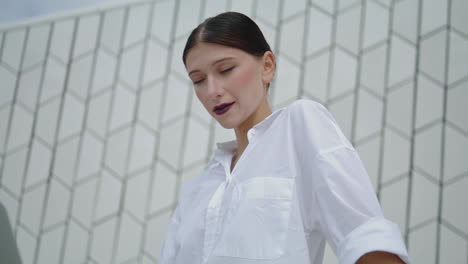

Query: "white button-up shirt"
left=159, top=99, right=410, bottom=264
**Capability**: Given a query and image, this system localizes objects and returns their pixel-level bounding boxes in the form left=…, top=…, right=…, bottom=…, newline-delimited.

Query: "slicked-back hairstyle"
left=182, top=12, right=272, bottom=66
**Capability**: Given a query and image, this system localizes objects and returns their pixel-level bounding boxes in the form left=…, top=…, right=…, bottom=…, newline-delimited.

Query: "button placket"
left=203, top=127, right=261, bottom=262
left=202, top=181, right=227, bottom=264
left=223, top=159, right=233, bottom=185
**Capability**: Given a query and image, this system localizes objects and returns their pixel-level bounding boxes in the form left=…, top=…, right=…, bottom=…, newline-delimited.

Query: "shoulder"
left=284, top=98, right=335, bottom=130
left=285, top=99, right=333, bottom=124
left=286, top=98, right=326, bottom=114
left=178, top=170, right=208, bottom=198
left=284, top=99, right=353, bottom=152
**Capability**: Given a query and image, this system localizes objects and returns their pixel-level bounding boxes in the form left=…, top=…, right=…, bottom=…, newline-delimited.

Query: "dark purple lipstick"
left=213, top=102, right=235, bottom=115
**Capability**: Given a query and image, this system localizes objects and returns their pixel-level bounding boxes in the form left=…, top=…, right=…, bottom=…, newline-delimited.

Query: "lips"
left=213, top=102, right=235, bottom=115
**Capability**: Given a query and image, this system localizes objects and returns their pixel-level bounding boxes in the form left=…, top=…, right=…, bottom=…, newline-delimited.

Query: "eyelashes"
left=220, top=66, right=234, bottom=74
left=193, top=79, right=204, bottom=85
left=192, top=66, right=236, bottom=85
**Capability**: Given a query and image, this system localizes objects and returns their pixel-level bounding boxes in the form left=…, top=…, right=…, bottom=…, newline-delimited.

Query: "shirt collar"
left=207, top=107, right=285, bottom=167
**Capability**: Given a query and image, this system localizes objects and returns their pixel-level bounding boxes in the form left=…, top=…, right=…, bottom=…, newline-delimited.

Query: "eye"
left=193, top=78, right=205, bottom=85
left=220, top=66, right=234, bottom=74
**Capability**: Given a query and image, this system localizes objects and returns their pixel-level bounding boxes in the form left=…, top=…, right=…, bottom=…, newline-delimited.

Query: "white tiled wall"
left=0, top=0, right=467, bottom=263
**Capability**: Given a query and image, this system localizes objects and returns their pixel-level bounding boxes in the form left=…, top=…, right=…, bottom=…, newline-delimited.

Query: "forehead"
left=185, top=42, right=251, bottom=71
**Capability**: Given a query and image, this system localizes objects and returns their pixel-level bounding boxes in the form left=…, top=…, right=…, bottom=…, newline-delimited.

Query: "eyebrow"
left=188, top=57, right=235, bottom=76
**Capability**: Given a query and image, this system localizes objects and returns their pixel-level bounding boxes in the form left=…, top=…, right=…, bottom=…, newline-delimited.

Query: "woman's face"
left=185, top=42, right=273, bottom=129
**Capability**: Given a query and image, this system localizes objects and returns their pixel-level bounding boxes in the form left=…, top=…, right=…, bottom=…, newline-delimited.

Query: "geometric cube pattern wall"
left=0, top=0, right=467, bottom=263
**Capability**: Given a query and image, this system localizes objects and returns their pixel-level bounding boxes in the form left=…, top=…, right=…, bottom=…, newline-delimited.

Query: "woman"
left=159, top=12, right=410, bottom=264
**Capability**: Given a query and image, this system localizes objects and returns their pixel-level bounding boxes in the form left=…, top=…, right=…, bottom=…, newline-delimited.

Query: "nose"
left=206, top=76, right=224, bottom=99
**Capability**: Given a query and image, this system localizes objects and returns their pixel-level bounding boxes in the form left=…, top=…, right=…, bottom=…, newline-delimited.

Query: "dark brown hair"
left=182, top=12, right=272, bottom=66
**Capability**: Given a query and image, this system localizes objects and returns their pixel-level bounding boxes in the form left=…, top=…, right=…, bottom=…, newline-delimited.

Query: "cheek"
left=230, top=66, right=257, bottom=87
left=195, top=90, right=209, bottom=108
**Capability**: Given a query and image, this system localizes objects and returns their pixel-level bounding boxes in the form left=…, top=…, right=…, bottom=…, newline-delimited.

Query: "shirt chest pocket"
left=212, top=176, right=294, bottom=260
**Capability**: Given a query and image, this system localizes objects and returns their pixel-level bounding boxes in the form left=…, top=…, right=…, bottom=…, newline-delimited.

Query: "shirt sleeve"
left=313, top=148, right=410, bottom=264
left=290, top=99, right=410, bottom=263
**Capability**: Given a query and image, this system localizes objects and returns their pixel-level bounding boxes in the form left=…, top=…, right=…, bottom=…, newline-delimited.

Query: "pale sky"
left=0, top=0, right=137, bottom=25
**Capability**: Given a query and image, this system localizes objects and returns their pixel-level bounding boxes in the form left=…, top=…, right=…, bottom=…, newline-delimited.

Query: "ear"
left=261, top=51, right=275, bottom=85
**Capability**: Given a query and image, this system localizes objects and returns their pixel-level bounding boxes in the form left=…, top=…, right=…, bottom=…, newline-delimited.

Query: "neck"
left=233, top=98, right=272, bottom=158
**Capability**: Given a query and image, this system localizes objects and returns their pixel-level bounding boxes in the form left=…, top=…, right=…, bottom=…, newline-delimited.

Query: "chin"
left=215, top=118, right=238, bottom=129
left=218, top=121, right=236, bottom=129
